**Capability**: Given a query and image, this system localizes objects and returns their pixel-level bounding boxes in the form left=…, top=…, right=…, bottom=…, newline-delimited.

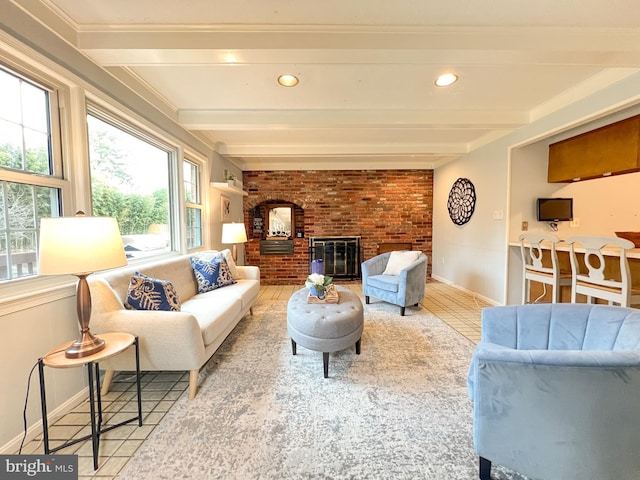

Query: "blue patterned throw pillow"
left=190, top=257, right=236, bottom=293
left=126, top=272, right=181, bottom=311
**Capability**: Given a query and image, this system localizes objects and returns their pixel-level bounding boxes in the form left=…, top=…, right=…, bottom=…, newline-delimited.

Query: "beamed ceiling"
left=14, top=0, right=640, bottom=170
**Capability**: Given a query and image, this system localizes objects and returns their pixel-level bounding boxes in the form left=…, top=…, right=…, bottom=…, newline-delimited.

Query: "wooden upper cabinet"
left=548, top=114, right=640, bottom=183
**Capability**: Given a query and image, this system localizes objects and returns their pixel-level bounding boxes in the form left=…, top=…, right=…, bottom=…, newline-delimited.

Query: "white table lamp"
left=221, top=222, right=248, bottom=262
left=39, top=213, right=127, bottom=358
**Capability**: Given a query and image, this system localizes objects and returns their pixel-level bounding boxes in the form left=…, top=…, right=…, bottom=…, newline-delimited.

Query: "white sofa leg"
left=189, top=370, right=199, bottom=400
left=101, top=369, right=115, bottom=396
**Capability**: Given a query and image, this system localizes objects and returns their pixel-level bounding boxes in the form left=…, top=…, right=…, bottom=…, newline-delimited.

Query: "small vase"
left=312, top=285, right=326, bottom=299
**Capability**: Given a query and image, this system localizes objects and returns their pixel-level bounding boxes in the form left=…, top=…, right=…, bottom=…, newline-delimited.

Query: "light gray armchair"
left=468, top=303, right=640, bottom=480
left=361, top=251, right=427, bottom=315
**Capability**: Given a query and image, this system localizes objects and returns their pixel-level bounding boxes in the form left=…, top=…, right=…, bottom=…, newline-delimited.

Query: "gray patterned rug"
left=116, top=298, right=526, bottom=479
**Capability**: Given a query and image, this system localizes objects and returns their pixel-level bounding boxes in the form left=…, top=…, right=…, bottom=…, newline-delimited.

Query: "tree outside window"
left=0, top=66, right=61, bottom=281
left=87, top=112, right=173, bottom=259
left=184, top=159, right=202, bottom=249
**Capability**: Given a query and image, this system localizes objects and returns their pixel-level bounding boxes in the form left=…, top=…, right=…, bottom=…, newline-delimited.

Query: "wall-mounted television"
left=537, top=198, right=573, bottom=222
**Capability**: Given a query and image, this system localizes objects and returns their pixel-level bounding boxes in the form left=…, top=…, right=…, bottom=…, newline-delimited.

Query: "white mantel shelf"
left=211, top=182, right=248, bottom=196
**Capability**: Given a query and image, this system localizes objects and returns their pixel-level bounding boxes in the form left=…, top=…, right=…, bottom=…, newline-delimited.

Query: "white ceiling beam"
left=76, top=26, right=640, bottom=52
left=84, top=48, right=640, bottom=68
left=180, top=109, right=528, bottom=130
left=237, top=155, right=448, bottom=171
left=217, top=142, right=467, bottom=157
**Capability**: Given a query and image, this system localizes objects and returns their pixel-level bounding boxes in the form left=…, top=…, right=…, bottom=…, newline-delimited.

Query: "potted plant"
left=225, top=172, right=237, bottom=187
left=305, top=273, right=333, bottom=300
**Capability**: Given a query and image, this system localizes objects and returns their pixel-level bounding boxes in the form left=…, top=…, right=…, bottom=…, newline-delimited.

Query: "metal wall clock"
left=447, top=178, right=476, bottom=225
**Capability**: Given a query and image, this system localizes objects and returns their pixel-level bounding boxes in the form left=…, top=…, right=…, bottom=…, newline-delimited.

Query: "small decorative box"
left=307, top=284, right=339, bottom=304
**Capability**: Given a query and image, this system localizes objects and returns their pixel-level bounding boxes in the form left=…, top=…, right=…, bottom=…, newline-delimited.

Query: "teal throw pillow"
left=126, top=272, right=181, bottom=311
left=190, top=257, right=236, bottom=294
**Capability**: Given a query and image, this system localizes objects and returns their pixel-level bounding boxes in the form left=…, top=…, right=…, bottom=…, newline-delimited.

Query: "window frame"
left=0, top=44, right=212, bottom=312
left=86, top=104, right=180, bottom=262
left=0, top=62, right=67, bottom=283
left=183, top=156, right=204, bottom=251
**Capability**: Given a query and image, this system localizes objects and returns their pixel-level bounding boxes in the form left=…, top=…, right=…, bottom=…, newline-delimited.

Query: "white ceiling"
left=22, top=0, right=640, bottom=170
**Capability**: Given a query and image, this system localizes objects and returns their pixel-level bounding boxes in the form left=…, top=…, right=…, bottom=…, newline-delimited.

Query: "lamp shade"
left=221, top=222, right=247, bottom=244
left=39, top=216, right=128, bottom=275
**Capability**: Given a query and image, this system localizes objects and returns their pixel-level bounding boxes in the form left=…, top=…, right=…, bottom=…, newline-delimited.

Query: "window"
left=87, top=110, right=174, bottom=259
left=0, top=66, right=62, bottom=281
left=183, top=159, right=203, bottom=249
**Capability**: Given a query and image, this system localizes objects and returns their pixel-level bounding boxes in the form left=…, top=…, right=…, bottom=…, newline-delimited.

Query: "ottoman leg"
left=323, top=352, right=329, bottom=378
left=365, top=296, right=370, bottom=304
left=355, top=338, right=361, bottom=354
left=291, top=338, right=297, bottom=355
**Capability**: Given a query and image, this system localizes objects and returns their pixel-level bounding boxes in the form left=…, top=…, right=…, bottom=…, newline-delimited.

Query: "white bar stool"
left=519, top=233, right=572, bottom=304
left=567, top=235, right=640, bottom=307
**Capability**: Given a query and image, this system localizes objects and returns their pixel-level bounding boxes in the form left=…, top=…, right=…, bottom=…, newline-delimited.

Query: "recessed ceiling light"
left=278, top=74, right=299, bottom=87
left=435, top=73, right=458, bottom=87
left=224, top=53, right=238, bottom=63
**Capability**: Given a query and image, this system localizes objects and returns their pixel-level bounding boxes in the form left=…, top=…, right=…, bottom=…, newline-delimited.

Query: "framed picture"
left=221, top=195, right=232, bottom=221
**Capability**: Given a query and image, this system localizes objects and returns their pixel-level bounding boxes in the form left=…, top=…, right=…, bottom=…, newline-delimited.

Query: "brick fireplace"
left=243, top=169, right=433, bottom=285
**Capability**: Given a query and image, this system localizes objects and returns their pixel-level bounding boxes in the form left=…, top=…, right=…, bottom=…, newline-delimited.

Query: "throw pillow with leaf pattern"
left=190, top=256, right=236, bottom=294
left=126, top=272, right=181, bottom=311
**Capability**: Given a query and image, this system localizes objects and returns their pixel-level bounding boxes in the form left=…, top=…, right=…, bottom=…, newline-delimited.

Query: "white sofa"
left=88, top=251, right=260, bottom=399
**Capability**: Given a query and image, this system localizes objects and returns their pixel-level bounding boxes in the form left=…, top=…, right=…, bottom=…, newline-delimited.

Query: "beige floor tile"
left=113, top=439, right=144, bottom=457
left=105, top=411, right=143, bottom=426
left=47, top=425, right=85, bottom=440
left=152, top=400, right=175, bottom=412
left=139, top=390, right=169, bottom=401
left=99, top=425, right=137, bottom=441
left=163, top=390, right=184, bottom=401
left=76, top=439, right=124, bottom=457
left=94, top=455, right=130, bottom=477
left=143, top=411, right=166, bottom=425
left=126, top=425, right=156, bottom=440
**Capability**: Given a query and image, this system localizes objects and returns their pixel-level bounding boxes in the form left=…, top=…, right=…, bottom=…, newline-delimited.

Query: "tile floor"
left=17, top=280, right=489, bottom=479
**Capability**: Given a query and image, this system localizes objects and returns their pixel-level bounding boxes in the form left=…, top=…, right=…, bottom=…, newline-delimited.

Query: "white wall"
left=433, top=70, right=640, bottom=304
left=0, top=288, right=83, bottom=452
left=209, top=152, right=247, bottom=261
left=433, top=144, right=509, bottom=303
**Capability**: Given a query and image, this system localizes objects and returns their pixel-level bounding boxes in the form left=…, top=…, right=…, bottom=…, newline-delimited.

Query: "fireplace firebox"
left=309, top=236, right=361, bottom=279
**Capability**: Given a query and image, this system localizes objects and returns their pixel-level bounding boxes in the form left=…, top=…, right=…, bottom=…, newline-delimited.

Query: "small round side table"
left=38, top=332, right=142, bottom=471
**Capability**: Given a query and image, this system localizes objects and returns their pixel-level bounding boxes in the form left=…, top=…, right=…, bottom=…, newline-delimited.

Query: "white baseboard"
left=0, top=386, right=89, bottom=454
left=430, top=275, right=501, bottom=307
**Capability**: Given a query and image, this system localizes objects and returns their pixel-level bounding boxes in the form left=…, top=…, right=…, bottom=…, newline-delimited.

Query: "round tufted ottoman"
left=287, top=285, right=364, bottom=378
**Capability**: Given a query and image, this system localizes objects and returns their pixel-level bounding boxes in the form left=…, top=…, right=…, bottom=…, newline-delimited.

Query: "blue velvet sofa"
left=468, top=303, right=640, bottom=480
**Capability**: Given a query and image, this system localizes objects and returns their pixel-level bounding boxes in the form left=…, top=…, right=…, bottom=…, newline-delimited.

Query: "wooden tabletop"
left=42, top=332, right=135, bottom=368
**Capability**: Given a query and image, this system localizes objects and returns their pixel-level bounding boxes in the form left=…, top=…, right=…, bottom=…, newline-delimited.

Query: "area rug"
left=116, top=299, right=527, bottom=479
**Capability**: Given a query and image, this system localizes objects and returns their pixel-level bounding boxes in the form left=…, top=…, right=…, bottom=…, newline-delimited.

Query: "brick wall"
left=243, top=169, right=433, bottom=285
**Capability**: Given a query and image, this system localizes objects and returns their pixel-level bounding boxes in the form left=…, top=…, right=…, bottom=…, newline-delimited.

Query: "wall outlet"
left=570, top=218, right=580, bottom=228
left=492, top=210, right=504, bottom=220
left=522, top=221, right=528, bottom=231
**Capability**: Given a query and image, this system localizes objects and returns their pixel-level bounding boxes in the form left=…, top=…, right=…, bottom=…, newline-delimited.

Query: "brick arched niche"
left=244, top=197, right=309, bottom=285
left=248, top=199, right=305, bottom=240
